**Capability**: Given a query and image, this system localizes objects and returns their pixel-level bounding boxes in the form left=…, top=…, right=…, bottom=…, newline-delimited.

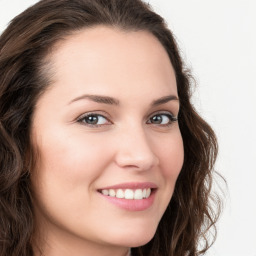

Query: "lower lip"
left=98, top=190, right=156, bottom=211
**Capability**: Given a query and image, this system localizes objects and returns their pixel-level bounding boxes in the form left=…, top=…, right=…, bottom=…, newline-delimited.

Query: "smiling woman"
left=0, top=1, right=221, bottom=256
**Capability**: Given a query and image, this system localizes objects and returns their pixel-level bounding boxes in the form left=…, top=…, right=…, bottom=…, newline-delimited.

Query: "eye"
left=147, top=112, right=177, bottom=126
left=77, top=113, right=111, bottom=126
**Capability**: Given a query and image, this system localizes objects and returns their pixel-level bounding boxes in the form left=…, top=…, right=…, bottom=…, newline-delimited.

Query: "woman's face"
left=31, top=26, right=184, bottom=255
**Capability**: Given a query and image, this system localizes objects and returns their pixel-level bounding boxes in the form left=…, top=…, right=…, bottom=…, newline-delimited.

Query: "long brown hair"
left=0, top=0, right=222, bottom=255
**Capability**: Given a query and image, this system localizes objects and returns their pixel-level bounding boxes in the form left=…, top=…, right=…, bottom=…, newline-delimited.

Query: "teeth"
left=124, top=189, right=134, bottom=199
left=146, top=188, right=151, bottom=198
left=116, top=189, right=124, bottom=198
left=134, top=189, right=143, bottom=199
left=142, top=189, right=147, bottom=198
left=102, top=189, right=109, bottom=196
left=109, top=189, right=116, bottom=197
left=100, top=188, right=152, bottom=200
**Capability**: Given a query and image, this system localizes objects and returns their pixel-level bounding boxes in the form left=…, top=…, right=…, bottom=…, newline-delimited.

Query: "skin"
left=31, top=26, right=184, bottom=256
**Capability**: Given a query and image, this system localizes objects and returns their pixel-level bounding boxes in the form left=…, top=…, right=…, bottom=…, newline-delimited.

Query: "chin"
left=125, top=235, right=154, bottom=248
left=106, top=225, right=157, bottom=248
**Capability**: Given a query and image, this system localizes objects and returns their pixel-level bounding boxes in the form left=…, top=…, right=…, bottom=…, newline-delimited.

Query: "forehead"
left=52, top=25, right=171, bottom=63
left=43, top=26, right=177, bottom=101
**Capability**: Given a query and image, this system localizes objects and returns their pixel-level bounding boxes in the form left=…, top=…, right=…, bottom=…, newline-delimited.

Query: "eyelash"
left=77, top=112, right=111, bottom=127
left=77, top=111, right=178, bottom=128
left=147, top=112, right=178, bottom=126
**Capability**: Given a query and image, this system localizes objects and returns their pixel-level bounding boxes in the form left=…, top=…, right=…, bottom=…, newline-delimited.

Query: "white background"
left=1, top=0, right=255, bottom=255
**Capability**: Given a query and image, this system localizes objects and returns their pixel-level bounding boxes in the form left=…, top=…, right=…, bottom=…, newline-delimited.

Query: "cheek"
left=30, top=130, right=116, bottom=227
left=154, top=130, right=184, bottom=208
left=31, top=131, right=115, bottom=227
left=144, top=130, right=184, bottom=224
left=34, top=129, right=113, bottom=186
left=156, top=131, right=184, bottom=179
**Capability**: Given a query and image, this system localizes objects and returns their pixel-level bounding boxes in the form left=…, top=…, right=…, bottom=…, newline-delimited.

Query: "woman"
left=0, top=0, right=222, bottom=255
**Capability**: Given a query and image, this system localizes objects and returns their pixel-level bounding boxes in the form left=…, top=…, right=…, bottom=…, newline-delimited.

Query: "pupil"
left=151, top=115, right=162, bottom=124
left=87, top=115, right=98, bottom=124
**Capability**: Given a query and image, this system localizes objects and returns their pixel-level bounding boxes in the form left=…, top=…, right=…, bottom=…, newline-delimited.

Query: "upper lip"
left=98, top=182, right=158, bottom=190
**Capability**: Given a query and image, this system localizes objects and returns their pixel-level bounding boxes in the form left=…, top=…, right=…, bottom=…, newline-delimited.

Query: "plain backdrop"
left=1, top=1, right=255, bottom=256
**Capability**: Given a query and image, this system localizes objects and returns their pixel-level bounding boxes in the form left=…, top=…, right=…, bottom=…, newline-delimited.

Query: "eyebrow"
left=151, top=95, right=179, bottom=106
left=69, top=94, right=120, bottom=105
left=69, top=94, right=179, bottom=106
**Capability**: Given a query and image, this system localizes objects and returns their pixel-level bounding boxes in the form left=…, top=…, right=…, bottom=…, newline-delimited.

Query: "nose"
left=114, top=126, right=159, bottom=171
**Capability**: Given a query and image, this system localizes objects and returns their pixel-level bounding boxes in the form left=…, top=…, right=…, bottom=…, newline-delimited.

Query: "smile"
left=99, top=188, right=152, bottom=200
left=98, top=182, right=157, bottom=211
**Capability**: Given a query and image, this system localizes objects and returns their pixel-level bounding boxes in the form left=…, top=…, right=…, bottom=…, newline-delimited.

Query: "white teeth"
left=100, top=188, right=152, bottom=200
left=109, top=189, right=116, bottom=197
left=142, top=189, right=147, bottom=198
left=134, top=189, right=143, bottom=199
left=146, top=188, right=151, bottom=198
left=116, top=189, right=124, bottom=198
left=124, top=189, right=134, bottom=199
left=102, top=189, right=109, bottom=196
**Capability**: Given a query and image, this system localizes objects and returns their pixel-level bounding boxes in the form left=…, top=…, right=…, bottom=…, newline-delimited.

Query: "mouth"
left=98, top=188, right=153, bottom=200
left=97, top=182, right=157, bottom=211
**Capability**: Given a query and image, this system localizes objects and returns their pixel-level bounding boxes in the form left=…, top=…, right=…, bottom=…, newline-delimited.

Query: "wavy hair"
left=0, top=0, right=222, bottom=255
